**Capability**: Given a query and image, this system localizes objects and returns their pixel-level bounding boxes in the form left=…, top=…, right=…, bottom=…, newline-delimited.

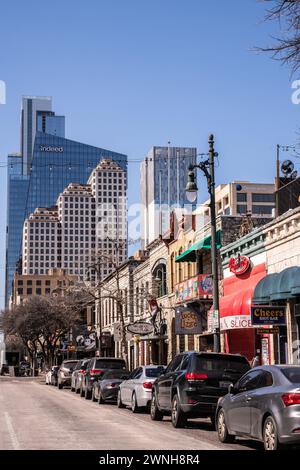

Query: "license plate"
left=219, top=381, right=231, bottom=389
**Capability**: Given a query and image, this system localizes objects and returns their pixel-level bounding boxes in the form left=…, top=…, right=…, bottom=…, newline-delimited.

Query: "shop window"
left=152, top=263, right=167, bottom=298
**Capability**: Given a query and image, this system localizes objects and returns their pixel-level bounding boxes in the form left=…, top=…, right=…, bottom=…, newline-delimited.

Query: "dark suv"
left=150, top=351, right=250, bottom=428
left=81, top=357, right=127, bottom=399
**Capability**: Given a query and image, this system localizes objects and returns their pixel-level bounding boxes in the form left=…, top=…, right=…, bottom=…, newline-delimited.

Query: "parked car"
left=45, top=365, right=60, bottom=386
left=92, top=369, right=130, bottom=404
left=118, top=365, right=166, bottom=412
left=71, top=358, right=89, bottom=393
left=216, top=365, right=300, bottom=450
left=150, top=351, right=250, bottom=428
left=57, top=360, right=79, bottom=389
left=51, top=366, right=60, bottom=386
left=19, top=361, right=31, bottom=377
left=81, top=357, right=127, bottom=399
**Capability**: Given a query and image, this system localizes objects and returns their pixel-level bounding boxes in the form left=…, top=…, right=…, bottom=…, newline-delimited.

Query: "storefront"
left=174, top=273, right=213, bottom=351
left=220, top=227, right=270, bottom=363
left=219, top=262, right=267, bottom=361
left=253, top=267, right=300, bottom=364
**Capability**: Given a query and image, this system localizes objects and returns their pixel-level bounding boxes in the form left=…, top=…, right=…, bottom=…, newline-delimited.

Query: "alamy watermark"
left=0, top=80, right=6, bottom=104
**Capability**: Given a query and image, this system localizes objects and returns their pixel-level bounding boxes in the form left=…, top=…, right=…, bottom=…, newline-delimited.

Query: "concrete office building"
left=22, top=159, right=127, bottom=281
left=198, top=181, right=275, bottom=221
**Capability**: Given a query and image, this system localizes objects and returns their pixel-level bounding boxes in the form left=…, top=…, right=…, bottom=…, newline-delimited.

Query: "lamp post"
left=185, top=134, right=220, bottom=353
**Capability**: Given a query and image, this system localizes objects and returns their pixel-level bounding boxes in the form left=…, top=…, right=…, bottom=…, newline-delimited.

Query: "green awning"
left=175, top=230, right=222, bottom=263
left=253, top=266, right=300, bottom=303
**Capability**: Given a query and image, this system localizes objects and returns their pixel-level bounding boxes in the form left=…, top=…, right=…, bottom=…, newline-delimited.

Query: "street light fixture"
left=185, top=134, right=221, bottom=353
left=185, top=169, right=198, bottom=203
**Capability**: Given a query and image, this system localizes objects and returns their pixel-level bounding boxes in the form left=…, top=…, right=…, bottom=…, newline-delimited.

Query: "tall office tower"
left=58, top=183, right=95, bottom=279
left=20, top=96, right=57, bottom=175
left=88, top=159, right=127, bottom=278
left=5, top=96, right=127, bottom=304
left=6, top=154, right=30, bottom=296
left=22, top=159, right=127, bottom=282
left=22, top=207, right=61, bottom=275
left=140, top=146, right=197, bottom=248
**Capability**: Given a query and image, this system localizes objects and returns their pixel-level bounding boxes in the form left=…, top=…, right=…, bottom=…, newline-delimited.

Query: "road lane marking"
left=4, top=412, right=20, bottom=450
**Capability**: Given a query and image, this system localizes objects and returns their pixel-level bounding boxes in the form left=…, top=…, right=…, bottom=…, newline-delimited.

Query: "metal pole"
left=168, top=142, right=171, bottom=210
left=276, top=144, right=280, bottom=217
left=159, top=169, right=162, bottom=237
left=208, top=134, right=221, bottom=353
left=177, top=149, right=180, bottom=206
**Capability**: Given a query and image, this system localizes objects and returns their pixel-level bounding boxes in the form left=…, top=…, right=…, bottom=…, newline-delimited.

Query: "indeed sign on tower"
left=40, top=145, right=64, bottom=153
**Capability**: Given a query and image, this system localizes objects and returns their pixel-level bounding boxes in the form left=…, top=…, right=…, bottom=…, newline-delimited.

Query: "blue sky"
left=0, top=0, right=299, bottom=306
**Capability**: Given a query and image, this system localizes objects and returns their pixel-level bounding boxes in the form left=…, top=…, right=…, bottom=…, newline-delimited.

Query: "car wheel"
left=98, top=390, right=105, bottom=404
left=58, top=382, right=63, bottom=390
left=80, top=385, right=85, bottom=397
left=171, top=394, right=186, bottom=428
left=210, top=414, right=216, bottom=430
left=85, top=385, right=92, bottom=400
left=131, top=392, right=140, bottom=413
left=71, top=385, right=75, bottom=392
left=75, top=385, right=80, bottom=394
left=92, top=387, right=97, bottom=402
left=263, top=416, right=281, bottom=451
left=150, top=393, right=163, bottom=421
left=117, top=390, right=125, bottom=408
left=217, top=409, right=235, bottom=443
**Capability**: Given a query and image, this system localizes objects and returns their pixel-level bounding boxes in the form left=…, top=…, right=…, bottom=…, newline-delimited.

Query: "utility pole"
left=185, top=134, right=220, bottom=352
left=208, top=135, right=220, bottom=353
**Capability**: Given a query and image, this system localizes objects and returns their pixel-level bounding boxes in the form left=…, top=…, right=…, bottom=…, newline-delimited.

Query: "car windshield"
left=280, top=367, right=300, bottom=384
left=62, top=361, right=78, bottom=369
left=193, top=354, right=250, bottom=374
left=95, top=360, right=126, bottom=369
left=102, top=370, right=129, bottom=380
left=75, top=360, right=88, bottom=370
left=145, top=367, right=165, bottom=378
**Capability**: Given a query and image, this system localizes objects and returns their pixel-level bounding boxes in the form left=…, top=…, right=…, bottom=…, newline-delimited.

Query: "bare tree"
left=80, top=241, right=130, bottom=367
left=0, top=294, right=83, bottom=367
left=260, top=0, right=300, bottom=73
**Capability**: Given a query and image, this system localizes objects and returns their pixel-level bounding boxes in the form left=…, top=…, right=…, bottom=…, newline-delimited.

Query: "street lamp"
left=185, top=134, right=221, bottom=353
left=185, top=169, right=198, bottom=203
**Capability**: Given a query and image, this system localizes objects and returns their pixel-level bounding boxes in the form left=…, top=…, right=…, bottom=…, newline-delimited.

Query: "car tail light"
left=282, top=393, right=300, bottom=406
left=293, top=428, right=300, bottom=434
left=78, top=369, right=85, bottom=373
left=185, top=372, right=208, bottom=381
left=90, top=369, right=103, bottom=375
left=143, top=381, right=153, bottom=389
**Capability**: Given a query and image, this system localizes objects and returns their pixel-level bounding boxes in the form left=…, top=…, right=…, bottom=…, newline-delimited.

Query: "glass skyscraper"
left=140, top=146, right=197, bottom=248
left=5, top=97, right=127, bottom=304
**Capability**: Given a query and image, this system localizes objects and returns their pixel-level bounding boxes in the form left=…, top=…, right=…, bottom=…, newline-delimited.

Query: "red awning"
left=219, top=263, right=266, bottom=331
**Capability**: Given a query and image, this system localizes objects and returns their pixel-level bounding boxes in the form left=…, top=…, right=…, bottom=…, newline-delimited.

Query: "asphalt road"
left=0, top=376, right=259, bottom=450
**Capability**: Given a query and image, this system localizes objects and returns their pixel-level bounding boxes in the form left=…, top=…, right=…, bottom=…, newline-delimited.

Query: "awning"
left=253, top=266, right=300, bottom=303
left=175, top=230, right=222, bottom=263
left=219, top=263, right=266, bottom=331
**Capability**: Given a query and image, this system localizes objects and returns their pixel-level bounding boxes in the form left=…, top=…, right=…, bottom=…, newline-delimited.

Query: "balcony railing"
left=175, top=274, right=213, bottom=304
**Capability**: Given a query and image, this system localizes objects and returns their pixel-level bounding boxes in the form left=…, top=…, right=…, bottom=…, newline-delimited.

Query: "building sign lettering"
left=40, top=145, right=64, bottom=153
left=251, top=306, right=286, bottom=326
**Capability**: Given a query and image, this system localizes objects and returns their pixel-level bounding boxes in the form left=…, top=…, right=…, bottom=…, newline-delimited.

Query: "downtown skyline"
left=1, top=0, right=299, bottom=308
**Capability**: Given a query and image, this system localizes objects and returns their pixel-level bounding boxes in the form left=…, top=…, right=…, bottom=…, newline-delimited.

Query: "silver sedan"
left=118, top=365, right=166, bottom=413
left=216, top=365, right=300, bottom=450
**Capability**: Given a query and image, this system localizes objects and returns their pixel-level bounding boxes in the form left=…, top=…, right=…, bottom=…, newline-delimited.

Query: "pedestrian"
left=251, top=350, right=261, bottom=368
